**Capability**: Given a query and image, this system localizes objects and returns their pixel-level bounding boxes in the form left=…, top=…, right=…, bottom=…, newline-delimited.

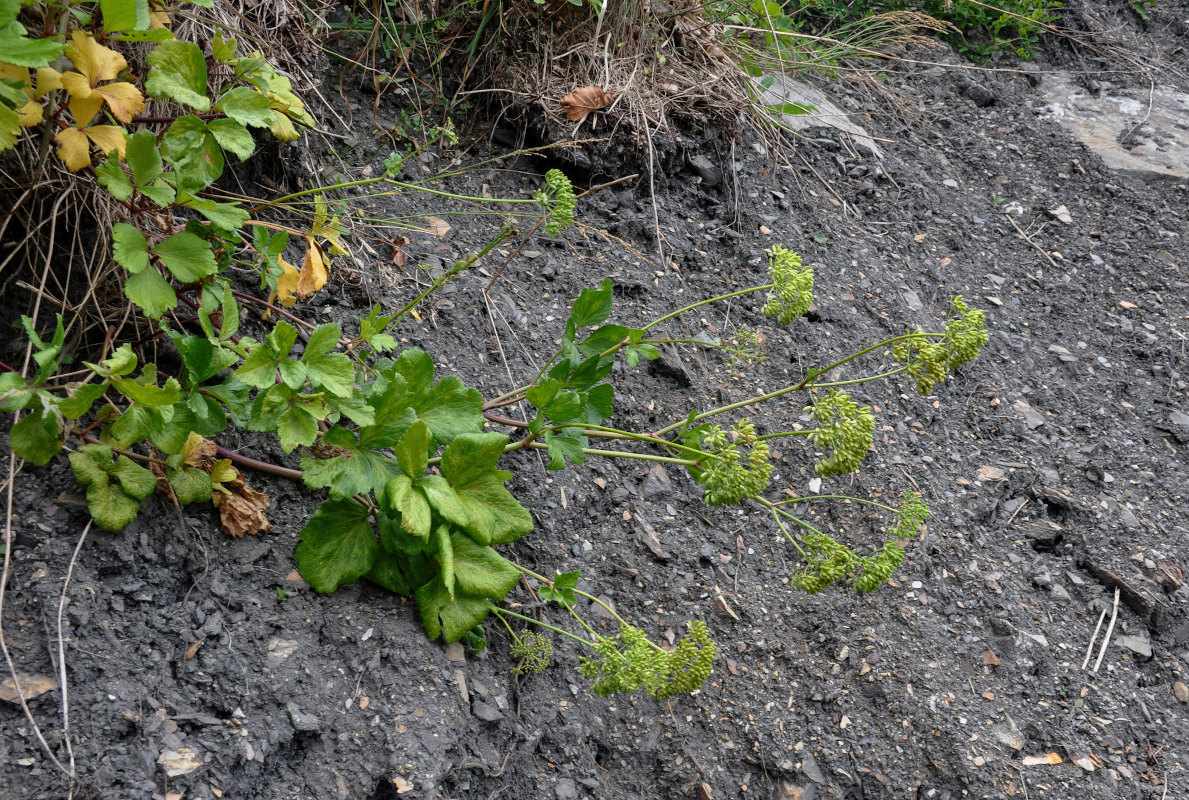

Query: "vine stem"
left=524, top=442, right=696, bottom=466
left=771, top=494, right=898, bottom=514
left=640, top=283, right=773, bottom=332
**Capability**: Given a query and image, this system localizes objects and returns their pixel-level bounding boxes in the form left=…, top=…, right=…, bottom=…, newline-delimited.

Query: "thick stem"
left=641, top=284, right=774, bottom=332
left=214, top=445, right=303, bottom=481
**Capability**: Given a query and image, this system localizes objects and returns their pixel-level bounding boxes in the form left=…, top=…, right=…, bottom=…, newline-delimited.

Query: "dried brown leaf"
left=212, top=472, right=272, bottom=538
left=425, top=217, right=451, bottom=238
left=560, top=86, right=613, bottom=121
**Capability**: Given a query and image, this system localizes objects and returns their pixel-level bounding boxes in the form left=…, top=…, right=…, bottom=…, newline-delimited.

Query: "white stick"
left=1092, top=587, right=1121, bottom=674
left=1082, top=605, right=1108, bottom=670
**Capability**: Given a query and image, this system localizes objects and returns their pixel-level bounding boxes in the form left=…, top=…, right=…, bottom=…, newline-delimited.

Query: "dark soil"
left=3, top=3, right=1188, bottom=799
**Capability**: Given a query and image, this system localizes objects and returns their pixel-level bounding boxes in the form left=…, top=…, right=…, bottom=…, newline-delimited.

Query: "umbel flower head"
left=806, top=390, right=875, bottom=477
left=698, top=419, right=773, bottom=506
left=535, top=169, right=576, bottom=237
left=510, top=630, right=552, bottom=675
left=579, top=621, right=716, bottom=698
left=893, top=296, right=989, bottom=395
left=761, top=245, right=814, bottom=323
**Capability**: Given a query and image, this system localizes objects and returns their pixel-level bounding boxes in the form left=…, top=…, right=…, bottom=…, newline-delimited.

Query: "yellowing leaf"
left=54, top=125, right=126, bottom=171
left=96, top=82, right=144, bottom=123
left=425, top=216, right=451, bottom=238
left=34, top=68, right=63, bottom=98
left=60, top=71, right=93, bottom=99
left=149, top=10, right=171, bottom=28
left=296, top=237, right=329, bottom=298
left=55, top=127, right=92, bottom=171
left=274, top=255, right=300, bottom=307
left=65, top=31, right=127, bottom=85
left=0, top=63, right=42, bottom=126
left=68, top=93, right=104, bottom=127
left=85, top=125, right=127, bottom=158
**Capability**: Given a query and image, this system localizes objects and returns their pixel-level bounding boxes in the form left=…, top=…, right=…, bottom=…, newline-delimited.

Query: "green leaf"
left=301, top=323, right=353, bottom=397
left=150, top=402, right=202, bottom=451
left=125, top=267, right=177, bottom=318
left=440, top=433, right=532, bottom=545
left=394, top=419, right=430, bottom=479
left=139, top=180, right=175, bottom=207
left=543, top=430, right=586, bottom=470
left=145, top=40, right=209, bottom=110
left=211, top=30, right=236, bottom=61
left=0, top=0, right=18, bottom=27
left=153, top=231, right=218, bottom=283
left=585, top=382, right=615, bottom=423
left=294, top=499, right=377, bottom=593
left=214, top=87, right=272, bottom=127
left=568, top=278, right=613, bottom=329
left=56, top=382, right=107, bottom=418
left=432, top=523, right=455, bottom=598
left=168, top=466, right=212, bottom=503
left=416, top=474, right=470, bottom=530
left=125, top=130, right=164, bottom=185
left=112, top=223, right=150, bottom=273
left=382, top=474, right=431, bottom=540
left=88, top=343, right=137, bottom=377
left=207, top=117, right=254, bottom=160
left=450, top=531, right=520, bottom=598
left=180, top=196, right=249, bottom=231
left=393, top=348, right=435, bottom=394
left=0, top=373, right=31, bottom=412
left=365, top=549, right=411, bottom=594
left=100, top=0, right=150, bottom=32
left=301, top=437, right=403, bottom=498
left=9, top=406, right=61, bottom=465
left=162, top=116, right=223, bottom=192
left=415, top=577, right=491, bottom=643
left=110, top=374, right=182, bottom=407
left=525, top=378, right=559, bottom=411
left=96, top=153, right=134, bottom=201
left=411, top=375, right=484, bottom=446
left=276, top=401, right=319, bottom=453
left=109, top=455, right=156, bottom=499
left=107, top=404, right=152, bottom=448
left=577, top=323, right=631, bottom=358
left=0, top=22, right=65, bottom=68
left=539, top=569, right=579, bottom=607
left=20, top=314, right=65, bottom=385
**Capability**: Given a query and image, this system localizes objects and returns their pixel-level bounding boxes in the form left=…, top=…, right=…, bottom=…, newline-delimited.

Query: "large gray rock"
left=1039, top=74, right=1189, bottom=182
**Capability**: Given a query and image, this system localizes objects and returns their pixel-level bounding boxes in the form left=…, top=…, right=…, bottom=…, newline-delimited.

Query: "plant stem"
left=524, top=442, right=696, bottom=466
left=771, top=494, right=898, bottom=514
left=641, top=284, right=773, bottom=332
left=214, top=445, right=303, bottom=481
left=489, top=606, right=593, bottom=648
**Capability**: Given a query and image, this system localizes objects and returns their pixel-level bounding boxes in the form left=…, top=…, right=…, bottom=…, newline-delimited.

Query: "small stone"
left=943, top=179, right=959, bottom=188
left=799, top=753, right=825, bottom=784
left=1048, top=205, right=1073, bottom=224
left=157, top=747, right=203, bottom=777
left=1173, top=682, right=1189, bottom=703
left=445, top=642, right=465, bottom=662
left=286, top=702, right=320, bottom=732
left=1117, top=632, right=1152, bottom=658
left=555, top=778, right=578, bottom=799
left=392, top=776, right=414, bottom=794
left=903, top=289, right=924, bottom=312
left=1050, top=584, right=1071, bottom=602
left=992, top=716, right=1025, bottom=751
left=472, top=701, right=504, bottom=722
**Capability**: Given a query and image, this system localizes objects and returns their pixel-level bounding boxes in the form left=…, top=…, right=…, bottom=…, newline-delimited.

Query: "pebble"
left=472, top=701, right=504, bottom=722
left=286, top=702, right=321, bottom=732
left=555, top=778, right=579, bottom=799
left=1174, top=682, right=1189, bottom=703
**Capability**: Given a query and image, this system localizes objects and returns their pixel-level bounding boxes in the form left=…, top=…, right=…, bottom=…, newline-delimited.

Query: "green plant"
left=5, top=67, right=988, bottom=699
left=922, top=0, right=1060, bottom=60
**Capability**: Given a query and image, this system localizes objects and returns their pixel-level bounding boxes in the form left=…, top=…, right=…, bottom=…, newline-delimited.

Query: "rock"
left=1116, top=632, right=1152, bottom=659
left=992, top=715, right=1025, bottom=750
left=961, top=81, right=996, bottom=107
left=555, top=778, right=578, bottom=799
left=472, top=701, right=504, bottom=722
left=799, top=752, right=825, bottom=784
left=1013, top=400, right=1046, bottom=430
left=286, top=701, right=321, bottom=732
left=688, top=154, right=723, bottom=186
left=0, top=673, right=57, bottom=703
left=1038, top=73, right=1189, bottom=181
left=647, top=344, right=691, bottom=386
left=157, top=747, right=203, bottom=777
left=1173, top=682, right=1189, bottom=703
left=1048, top=205, right=1073, bottom=224
left=774, top=780, right=815, bottom=800
left=445, top=642, right=465, bottom=662
left=903, top=289, right=924, bottom=312
left=1050, top=584, right=1071, bottom=602
left=754, top=74, right=883, bottom=159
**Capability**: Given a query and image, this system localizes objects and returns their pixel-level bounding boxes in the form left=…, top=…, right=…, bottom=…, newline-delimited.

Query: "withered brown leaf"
left=560, top=86, right=613, bottom=121
left=212, top=475, right=272, bottom=538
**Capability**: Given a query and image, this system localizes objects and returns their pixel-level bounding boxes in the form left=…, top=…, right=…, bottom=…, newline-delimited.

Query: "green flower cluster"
left=510, top=630, right=553, bottom=675
left=761, top=245, right=814, bottom=323
left=792, top=491, right=932, bottom=594
left=852, top=491, right=931, bottom=592
left=699, top=419, right=773, bottom=506
left=806, top=390, right=875, bottom=477
left=727, top=328, right=767, bottom=374
left=791, top=529, right=857, bottom=594
left=579, top=621, right=716, bottom=698
left=535, top=168, right=576, bottom=237
left=893, top=296, right=989, bottom=395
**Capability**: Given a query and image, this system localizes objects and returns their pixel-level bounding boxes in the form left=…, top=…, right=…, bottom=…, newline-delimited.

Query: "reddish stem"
left=214, top=445, right=303, bottom=481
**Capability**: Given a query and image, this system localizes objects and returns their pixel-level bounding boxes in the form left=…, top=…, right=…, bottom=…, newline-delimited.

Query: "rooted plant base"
left=3, top=11, right=1188, bottom=800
